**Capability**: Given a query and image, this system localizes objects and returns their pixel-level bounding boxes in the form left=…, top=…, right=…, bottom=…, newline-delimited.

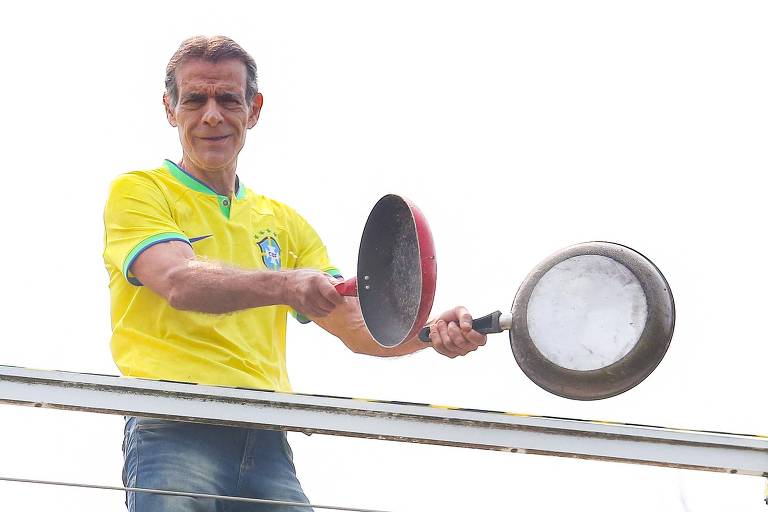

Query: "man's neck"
left=179, top=156, right=237, bottom=197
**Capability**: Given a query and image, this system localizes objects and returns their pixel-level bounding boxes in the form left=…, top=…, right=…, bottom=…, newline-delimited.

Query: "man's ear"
left=247, top=92, right=264, bottom=129
left=163, top=93, right=178, bottom=127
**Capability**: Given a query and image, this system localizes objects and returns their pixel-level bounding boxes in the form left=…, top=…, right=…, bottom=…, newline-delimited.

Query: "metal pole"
left=1, top=365, right=767, bottom=476
left=0, top=475, right=390, bottom=512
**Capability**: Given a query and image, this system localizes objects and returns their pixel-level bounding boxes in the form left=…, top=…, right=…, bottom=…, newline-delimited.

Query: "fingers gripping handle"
left=418, top=310, right=504, bottom=342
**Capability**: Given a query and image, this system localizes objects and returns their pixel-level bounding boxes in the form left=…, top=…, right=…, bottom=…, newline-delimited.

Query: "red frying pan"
left=334, top=194, right=437, bottom=347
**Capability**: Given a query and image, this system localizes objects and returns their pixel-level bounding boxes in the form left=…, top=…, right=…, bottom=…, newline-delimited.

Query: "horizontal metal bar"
left=0, top=475, right=389, bottom=512
left=1, top=365, right=767, bottom=476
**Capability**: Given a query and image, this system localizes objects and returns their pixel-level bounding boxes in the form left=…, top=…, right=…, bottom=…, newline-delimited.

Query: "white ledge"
left=1, top=365, right=766, bottom=476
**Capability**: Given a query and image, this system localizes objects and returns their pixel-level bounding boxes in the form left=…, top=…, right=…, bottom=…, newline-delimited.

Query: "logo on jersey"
left=257, top=236, right=281, bottom=270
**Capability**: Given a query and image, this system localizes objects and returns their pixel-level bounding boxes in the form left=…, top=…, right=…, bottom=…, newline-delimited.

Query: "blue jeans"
left=122, top=417, right=313, bottom=512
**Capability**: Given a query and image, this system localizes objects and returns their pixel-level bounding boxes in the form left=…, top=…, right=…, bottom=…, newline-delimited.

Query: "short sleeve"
left=291, top=211, right=342, bottom=279
left=288, top=209, right=342, bottom=324
left=103, top=173, right=190, bottom=285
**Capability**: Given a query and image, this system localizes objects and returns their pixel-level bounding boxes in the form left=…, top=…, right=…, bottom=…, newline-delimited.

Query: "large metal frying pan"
left=417, top=242, right=675, bottom=400
left=335, top=194, right=436, bottom=347
left=509, top=242, right=675, bottom=400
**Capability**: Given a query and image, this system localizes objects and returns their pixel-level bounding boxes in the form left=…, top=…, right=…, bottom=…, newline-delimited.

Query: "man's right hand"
left=281, top=270, right=345, bottom=318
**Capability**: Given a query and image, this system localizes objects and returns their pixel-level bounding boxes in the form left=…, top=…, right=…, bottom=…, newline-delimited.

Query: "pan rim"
left=509, top=241, right=675, bottom=400
left=356, top=194, right=436, bottom=348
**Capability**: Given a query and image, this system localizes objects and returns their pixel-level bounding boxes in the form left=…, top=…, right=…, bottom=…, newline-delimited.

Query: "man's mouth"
left=200, top=135, right=230, bottom=142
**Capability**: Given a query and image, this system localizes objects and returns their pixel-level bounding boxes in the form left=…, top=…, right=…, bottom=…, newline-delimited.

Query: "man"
left=104, top=35, right=487, bottom=511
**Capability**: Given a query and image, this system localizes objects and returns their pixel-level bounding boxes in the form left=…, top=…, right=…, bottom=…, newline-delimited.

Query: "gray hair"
left=165, top=35, right=259, bottom=106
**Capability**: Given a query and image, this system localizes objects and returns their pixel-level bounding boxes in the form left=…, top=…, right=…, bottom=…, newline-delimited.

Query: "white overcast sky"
left=0, top=1, right=767, bottom=511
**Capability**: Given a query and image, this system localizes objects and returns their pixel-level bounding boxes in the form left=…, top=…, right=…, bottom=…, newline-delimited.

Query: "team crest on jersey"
left=256, top=234, right=281, bottom=270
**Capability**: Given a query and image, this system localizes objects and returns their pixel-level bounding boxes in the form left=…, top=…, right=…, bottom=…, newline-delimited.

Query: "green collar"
left=163, top=160, right=246, bottom=200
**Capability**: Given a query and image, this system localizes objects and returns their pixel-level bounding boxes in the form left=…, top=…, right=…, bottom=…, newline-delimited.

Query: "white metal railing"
left=1, top=365, right=766, bottom=477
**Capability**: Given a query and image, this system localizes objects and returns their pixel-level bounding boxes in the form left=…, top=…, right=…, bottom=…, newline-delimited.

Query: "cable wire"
left=0, top=475, right=392, bottom=512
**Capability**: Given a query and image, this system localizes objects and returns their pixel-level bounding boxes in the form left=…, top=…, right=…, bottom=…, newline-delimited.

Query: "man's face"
left=164, top=58, right=263, bottom=173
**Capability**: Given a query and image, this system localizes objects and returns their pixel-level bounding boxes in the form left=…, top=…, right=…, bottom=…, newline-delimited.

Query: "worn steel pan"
left=335, top=194, right=436, bottom=347
left=418, top=242, right=674, bottom=400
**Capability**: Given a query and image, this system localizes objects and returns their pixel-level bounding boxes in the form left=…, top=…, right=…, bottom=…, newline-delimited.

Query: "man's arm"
left=131, top=240, right=344, bottom=317
left=312, top=298, right=487, bottom=358
left=133, top=240, right=486, bottom=357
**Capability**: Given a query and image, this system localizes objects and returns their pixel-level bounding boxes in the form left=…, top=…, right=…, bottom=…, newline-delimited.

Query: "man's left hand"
left=427, top=306, right=488, bottom=358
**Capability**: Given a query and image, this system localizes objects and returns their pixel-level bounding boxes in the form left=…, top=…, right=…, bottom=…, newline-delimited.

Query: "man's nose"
left=201, top=99, right=223, bottom=126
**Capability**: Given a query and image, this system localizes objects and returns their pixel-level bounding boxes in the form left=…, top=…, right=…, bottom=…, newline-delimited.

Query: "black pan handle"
left=418, top=310, right=503, bottom=342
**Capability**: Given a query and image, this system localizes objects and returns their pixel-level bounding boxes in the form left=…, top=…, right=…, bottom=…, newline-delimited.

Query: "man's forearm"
left=312, top=298, right=430, bottom=357
left=166, top=259, right=288, bottom=314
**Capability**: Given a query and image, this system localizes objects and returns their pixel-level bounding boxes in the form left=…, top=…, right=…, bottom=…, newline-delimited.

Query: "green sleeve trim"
left=123, top=232, right=191, bottom=286
left=323, top=266, right=343, bottom=278
left=291, top=310, right=313, bottom=325
left=292, top=267, right=344, bottom=324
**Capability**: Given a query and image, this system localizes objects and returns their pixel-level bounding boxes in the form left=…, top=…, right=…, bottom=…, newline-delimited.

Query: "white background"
left=0, top=1, right=767, bottom=510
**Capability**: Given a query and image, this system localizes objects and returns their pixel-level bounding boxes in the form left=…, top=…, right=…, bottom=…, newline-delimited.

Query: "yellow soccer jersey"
left=103, top=160, right=340, bottom=391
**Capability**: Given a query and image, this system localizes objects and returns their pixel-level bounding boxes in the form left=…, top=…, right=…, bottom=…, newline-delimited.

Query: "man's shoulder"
left=109, top=165, right=171, bottom=190
left=242, top=189, right=302, bottom=219
left=107, top=165, right=181, bottom=204
left=242, top=191, right=323, bottom=239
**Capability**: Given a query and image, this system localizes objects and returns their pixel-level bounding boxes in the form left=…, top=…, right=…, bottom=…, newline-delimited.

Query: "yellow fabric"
left=103, top=161, right=337, bottom=391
